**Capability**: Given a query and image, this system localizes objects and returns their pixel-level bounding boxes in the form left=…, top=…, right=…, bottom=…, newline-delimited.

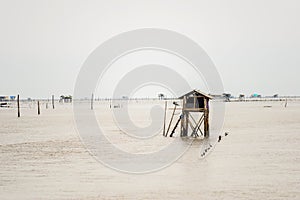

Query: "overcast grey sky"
left=0, top=0, right=299, bottom=99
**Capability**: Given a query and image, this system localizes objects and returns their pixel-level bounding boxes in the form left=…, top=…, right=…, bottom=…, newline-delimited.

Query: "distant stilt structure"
left=91, top=93, right=94, bottom=110
left=17, top=94, right=20, bottom=118
left=52, top=95, right=55, bottom=109
left=37, top=100, right=40, bottom=115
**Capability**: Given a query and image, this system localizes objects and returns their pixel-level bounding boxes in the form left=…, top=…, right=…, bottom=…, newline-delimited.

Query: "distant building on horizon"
left=0, top=96, right=16, bottom=101
left=239, top=94, right=245, bottom=101
left=250, top=93, right=261, bottom=98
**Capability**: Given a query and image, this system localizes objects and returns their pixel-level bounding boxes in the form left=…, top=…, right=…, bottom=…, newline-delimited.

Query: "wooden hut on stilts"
left=178, top=90, right=212, bottom=138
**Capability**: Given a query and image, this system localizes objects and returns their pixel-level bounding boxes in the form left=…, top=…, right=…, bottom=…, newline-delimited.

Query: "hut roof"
left=178, top=90, right=213, bottom=99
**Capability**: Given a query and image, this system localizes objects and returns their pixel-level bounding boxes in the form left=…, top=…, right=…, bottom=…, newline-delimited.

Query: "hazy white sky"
left=0, top=0, right=299, bottom=98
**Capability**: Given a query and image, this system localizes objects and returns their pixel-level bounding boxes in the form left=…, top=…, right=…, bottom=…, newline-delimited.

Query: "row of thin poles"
left=17, top=94, right=55, bottom=117
left=16, top=93, right=95, bottom=118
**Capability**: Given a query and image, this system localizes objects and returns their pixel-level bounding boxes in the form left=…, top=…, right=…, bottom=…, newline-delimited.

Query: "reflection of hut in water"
left=178, top=90, right=212, bottom=138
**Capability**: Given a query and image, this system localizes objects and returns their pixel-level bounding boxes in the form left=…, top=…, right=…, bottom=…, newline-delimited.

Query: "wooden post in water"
left=37, top=100, right=40, bottom=115
left=17, top=94, right=20, bottom=118
left=170, top=115, right=182, bottom=137
left=91, top=93, right=94, bottom=110
left=166, top=104, right=177, bottom=137
left=181, top=96, right=188, bottom=137
left=285, top=98, right=288, bottom=108
left=204, top=98, right=209, bottom=137
left=163, top=101, right=167, bottom=136
left=52, top=95, right=55, bottom=109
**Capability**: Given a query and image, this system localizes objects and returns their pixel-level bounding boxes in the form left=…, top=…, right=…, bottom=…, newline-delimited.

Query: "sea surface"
left=0, top=100, right=299, bottom=199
